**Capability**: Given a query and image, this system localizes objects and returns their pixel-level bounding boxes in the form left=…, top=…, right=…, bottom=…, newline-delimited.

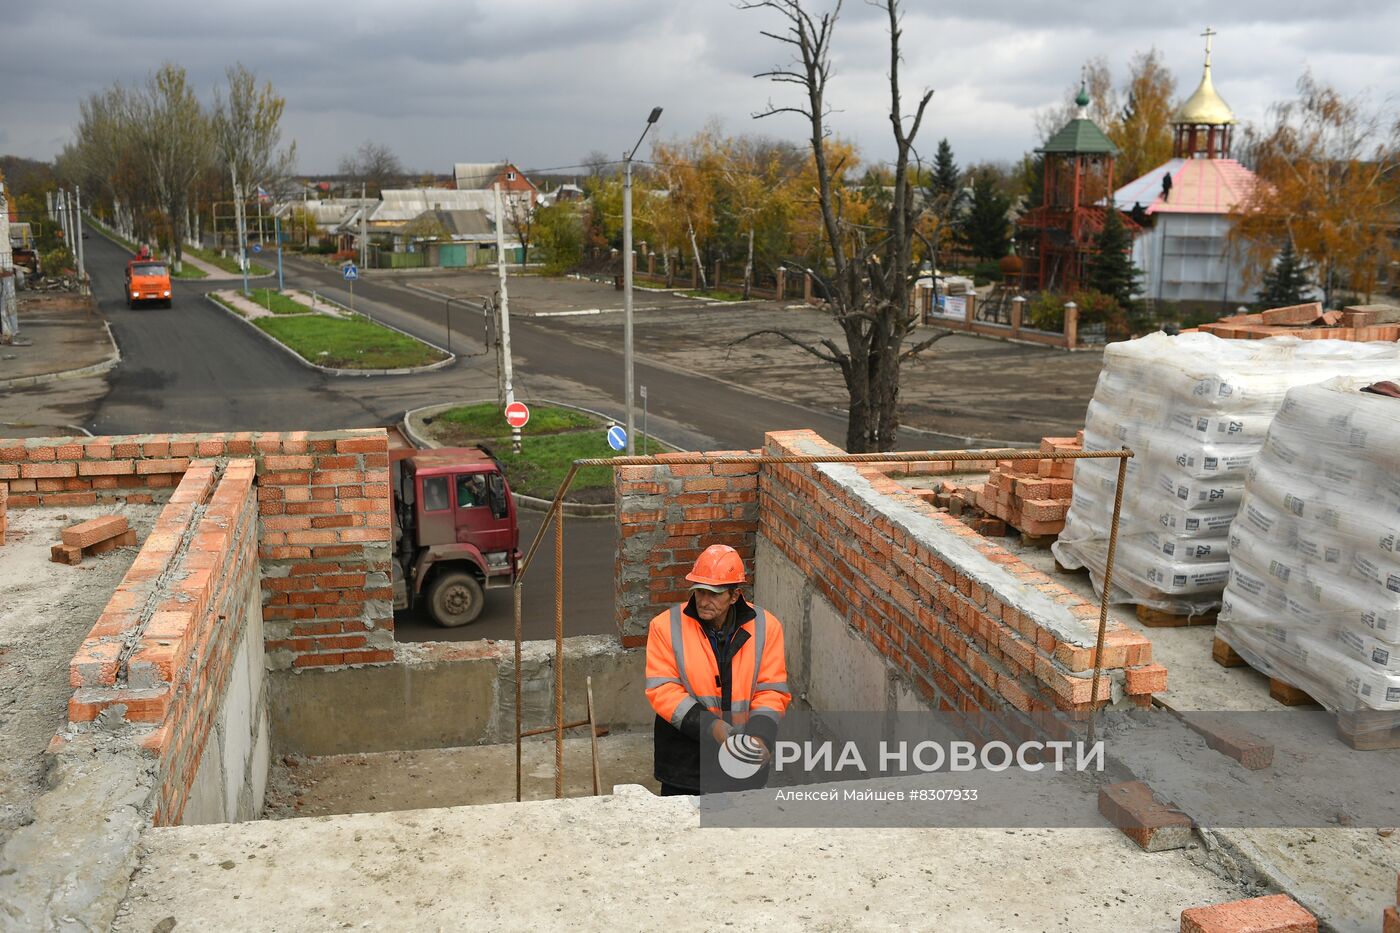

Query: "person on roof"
left=644, top=543, right=791, bottom=796
left=135, top=243, right=151, bottom=260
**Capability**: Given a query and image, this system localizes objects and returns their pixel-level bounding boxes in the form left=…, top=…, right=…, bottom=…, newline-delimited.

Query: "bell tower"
left=1172, top=27, right=1237, bottom=159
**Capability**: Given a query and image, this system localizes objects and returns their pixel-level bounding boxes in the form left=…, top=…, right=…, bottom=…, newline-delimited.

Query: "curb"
left=0, top=317, right=122, bottom=391
left=402, top=399, right=682, bottom=517
left=204, top=291, right=456, bottom=377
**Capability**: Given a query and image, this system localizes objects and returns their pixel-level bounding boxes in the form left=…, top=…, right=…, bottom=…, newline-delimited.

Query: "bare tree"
left=211, top=64, right=295, bottom=277
left=581, top=149, right=615, bottom=177
left=128, top=63, right=211, bottom=272
left=503, top=194, right=536, bottom=267
left=339, top=140, right=404, bottom=197
left=739, top=0, right=948, bottom=452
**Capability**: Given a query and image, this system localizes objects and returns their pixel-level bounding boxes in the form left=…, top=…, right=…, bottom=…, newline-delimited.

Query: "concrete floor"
left=118, top=783, right=1252, bottom=932
left=0, top=503, right=159, bottom=848
left=263, top=733, right=658, bottom=818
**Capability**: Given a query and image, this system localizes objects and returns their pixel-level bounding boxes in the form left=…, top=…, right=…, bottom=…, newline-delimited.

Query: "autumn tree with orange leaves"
left=1230, top=73, right=1400, bottom=306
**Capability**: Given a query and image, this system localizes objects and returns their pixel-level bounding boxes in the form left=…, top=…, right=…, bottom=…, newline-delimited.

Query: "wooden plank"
left=1336, top=710, right=1400, bottom=750
left=1212, top=637, right=1247, bottom=668
left=1136, top=604, right=1218, bottom=628
left=1268, top=677, right=1317, bottom=707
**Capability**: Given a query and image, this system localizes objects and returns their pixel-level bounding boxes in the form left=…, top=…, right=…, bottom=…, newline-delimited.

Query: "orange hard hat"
left=686, top=544, right=745, bottom=589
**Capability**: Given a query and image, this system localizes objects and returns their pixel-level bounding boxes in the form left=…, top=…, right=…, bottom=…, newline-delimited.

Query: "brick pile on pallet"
left=1196, top=301, right=1400, bottom=342
left=970, top=434, right=1082, bottom=538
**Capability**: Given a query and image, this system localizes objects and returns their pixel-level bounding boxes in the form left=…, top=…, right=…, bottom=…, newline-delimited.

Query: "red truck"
left=390, top=444, right=521, bottom=626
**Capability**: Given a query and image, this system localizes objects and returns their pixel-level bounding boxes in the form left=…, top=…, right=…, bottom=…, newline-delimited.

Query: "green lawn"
left=244, top=288, right=312, bottom=315
left=185, top=244, right=271, bottom=276
left=252, top=314, right=448, bottom=370
left=682, top=288, right=748, bottom=302
left=426, top=403, right=633, bottom=501
left=170, top=260, right=207, bottom=280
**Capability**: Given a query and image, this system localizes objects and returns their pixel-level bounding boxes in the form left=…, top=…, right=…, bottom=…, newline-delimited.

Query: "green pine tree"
left=961, top=170, right=1011, bottom=262
left=1086, top=208, right=1141, bottom=307
left=928, top=138, right=961, bottom=202
left=1256, top=239, right=1313, bottom=306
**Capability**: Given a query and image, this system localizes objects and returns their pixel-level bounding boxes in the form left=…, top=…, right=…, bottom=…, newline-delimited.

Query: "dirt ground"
left=0, top=503, right=160, bottom=847
left=419, top=271, right=1106, bottom=445
left=262, top=733, right=657, bottom=818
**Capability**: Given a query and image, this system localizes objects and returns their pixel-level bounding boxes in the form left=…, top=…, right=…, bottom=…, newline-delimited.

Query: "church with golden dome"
left=1112, top=28, right=1261, bottom=307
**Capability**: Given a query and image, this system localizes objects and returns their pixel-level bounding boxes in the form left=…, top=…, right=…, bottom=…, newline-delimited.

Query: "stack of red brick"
left=1197, top=302, right=1399, bottom=342
left=49, top=515, right=138, bottom=565
left=964, top=434, right=1081, bottom=538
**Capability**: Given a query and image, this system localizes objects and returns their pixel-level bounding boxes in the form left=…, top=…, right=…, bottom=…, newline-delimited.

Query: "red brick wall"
left=759, top=430, right=1158, bottom=716
left=0, top=429, right=394, bottom=668
left=614, top=451, right=760, bottom=646
left=65, top=460, right=261, bottom=824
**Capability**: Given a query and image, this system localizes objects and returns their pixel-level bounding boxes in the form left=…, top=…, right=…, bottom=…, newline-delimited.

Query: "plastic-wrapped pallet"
left=1053, top=333, right=1400, bottom=615
left=1218, top=379, right=1400, bottom=739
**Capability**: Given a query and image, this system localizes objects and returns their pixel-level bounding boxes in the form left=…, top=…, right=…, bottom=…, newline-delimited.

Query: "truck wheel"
left=426, top=571, right=484, bottom=627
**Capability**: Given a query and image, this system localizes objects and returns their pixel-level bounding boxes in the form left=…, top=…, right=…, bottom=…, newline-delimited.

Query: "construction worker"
left=645, top=543, right=791, bottom=795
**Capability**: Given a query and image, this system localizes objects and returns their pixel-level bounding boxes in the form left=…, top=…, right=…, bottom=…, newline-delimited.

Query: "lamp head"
left=647, top=107, right=663, bottom=124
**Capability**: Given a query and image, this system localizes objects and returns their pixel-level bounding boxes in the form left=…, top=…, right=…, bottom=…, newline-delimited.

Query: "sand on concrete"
left=0, top=503, right=161, bottom=847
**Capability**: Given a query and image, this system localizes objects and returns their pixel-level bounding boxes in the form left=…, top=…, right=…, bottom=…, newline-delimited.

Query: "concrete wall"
left=267, top=635, right=650, bottom=757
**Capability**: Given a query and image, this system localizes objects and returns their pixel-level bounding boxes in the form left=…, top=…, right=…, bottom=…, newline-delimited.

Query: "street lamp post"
left=623, top=106, right=663, bottom=455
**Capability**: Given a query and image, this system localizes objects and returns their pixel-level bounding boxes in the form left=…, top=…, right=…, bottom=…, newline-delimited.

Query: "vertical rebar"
left=554, top=500, right=565, bottom=798
left=514, top=580, right=523, bottom=803
left=1088, top=448, right=1131, bottom=746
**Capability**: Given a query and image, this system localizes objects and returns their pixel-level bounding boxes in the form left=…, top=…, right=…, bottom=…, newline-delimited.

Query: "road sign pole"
left=641, top=385, right=648, bottom=456
left=350, top=277, right=355, bottom=315
left=494, top=184, right=519, bottom=454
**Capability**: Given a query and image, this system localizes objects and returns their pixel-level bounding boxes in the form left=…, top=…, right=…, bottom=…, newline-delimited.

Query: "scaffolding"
left=512, top=445, right=1134, bottom=800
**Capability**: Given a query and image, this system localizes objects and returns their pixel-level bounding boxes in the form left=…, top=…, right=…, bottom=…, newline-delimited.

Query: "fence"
left=917, top=288, right=1082, bottom=350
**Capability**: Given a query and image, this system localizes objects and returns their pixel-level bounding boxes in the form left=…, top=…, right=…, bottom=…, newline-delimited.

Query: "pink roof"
left=1113, top=158, right=1258, bottom=216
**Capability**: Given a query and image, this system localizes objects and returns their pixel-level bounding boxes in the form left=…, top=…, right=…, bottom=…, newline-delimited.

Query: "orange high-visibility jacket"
left=645, top=597, right=791, bottom=735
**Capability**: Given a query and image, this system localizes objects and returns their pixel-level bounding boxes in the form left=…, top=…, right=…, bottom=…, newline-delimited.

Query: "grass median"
left=244, top=288, right=312, bottom=314
left=186, top=244, right=270, bottom=276
left=426, top=402, right=650, bottom=502
left=253, top=315, right=447, bottom=369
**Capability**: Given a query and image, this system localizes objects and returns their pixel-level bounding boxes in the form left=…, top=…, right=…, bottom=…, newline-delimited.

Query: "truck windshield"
left=132, top=264, right=168, bottom=277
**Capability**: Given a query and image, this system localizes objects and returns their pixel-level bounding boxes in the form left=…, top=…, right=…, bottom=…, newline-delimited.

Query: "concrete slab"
left=263, top=733, right=657, bottom=817
left=0, top=503, right=162, bottom=847
left=120, top=785, right=1250, bottom=932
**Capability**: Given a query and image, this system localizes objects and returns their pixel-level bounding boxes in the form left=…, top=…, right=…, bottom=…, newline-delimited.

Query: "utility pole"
left=74, top=186, right=87, bottom=292
left=360, top=183, right=368, bottom=271
left=0, top=182, right=19, bottom=345
left=275, top=214, right=284, bottom=292
left=494, top=183, right=520, bottom=454
left=622, top=107, right=663, bottom=455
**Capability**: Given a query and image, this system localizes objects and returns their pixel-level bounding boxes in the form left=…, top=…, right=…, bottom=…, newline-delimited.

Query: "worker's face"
left=693, top=587, right=738, bottom=623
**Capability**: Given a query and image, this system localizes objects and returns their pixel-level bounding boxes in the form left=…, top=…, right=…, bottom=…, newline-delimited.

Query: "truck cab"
left=124, top=259, right=172, bottom=308
left=390, top=446, right=521, bottom=626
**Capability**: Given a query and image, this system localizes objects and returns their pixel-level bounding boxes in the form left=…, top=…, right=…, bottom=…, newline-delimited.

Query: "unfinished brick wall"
left=65, top=460, right=266, bottom=824
left=614, top=430, right=1163, bottom=719
left=0, top=481, right=7, bottom=545
left=759, top=430, right=1159, bottom=715
left=0, top=429, right=394, bottom=668
left=614, top=451, right=760, bottom=647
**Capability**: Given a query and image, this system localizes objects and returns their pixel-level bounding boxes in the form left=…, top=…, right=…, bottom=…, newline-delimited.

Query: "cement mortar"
left=0, top=503, right=161, bottom=848
left=116, top=785, right=1250, bottom=932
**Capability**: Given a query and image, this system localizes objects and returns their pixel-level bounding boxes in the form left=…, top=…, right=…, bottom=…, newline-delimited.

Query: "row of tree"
left=58, top=62, right=294, bottom=272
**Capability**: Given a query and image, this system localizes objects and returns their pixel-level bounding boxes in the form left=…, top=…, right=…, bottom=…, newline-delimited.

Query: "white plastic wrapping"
left=1218, top=379, right=1400, bottom=716
left=1053, top=333, right=1400, bottom=614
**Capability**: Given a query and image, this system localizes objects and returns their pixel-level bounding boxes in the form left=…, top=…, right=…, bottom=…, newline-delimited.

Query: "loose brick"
left=1179, top=894, right=1316, bottom=933
left=1125, top=663, right=1168, bottom=695
left=63, top=516, right=129, bottom=550
left=1098, top=781, right=1193, bottom=851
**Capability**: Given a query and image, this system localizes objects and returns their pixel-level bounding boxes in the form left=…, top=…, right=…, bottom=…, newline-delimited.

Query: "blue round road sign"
left=606, top=425, right=627, bottom=451
left=251, top=243, right=262, bottom=254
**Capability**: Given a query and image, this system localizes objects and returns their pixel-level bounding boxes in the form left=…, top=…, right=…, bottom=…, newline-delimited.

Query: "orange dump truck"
left=124, top=258, right=172, bottom=308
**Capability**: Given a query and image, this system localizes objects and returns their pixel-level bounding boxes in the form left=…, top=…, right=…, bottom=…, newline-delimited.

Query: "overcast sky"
left=2, top=1, right=1397, bottom=177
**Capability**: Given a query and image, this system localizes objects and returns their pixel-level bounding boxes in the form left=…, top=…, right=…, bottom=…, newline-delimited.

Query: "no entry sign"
left=504, top=401, right=530, bottom=429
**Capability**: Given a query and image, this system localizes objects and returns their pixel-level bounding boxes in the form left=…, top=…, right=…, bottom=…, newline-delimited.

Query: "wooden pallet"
left=1136, top=604, right=1218, bottom=628
left=1020, top=531, right=1056, bottom=550
left=1336, top=709, right=1400, bottom=750
left=1211, top=637, right=1319, bottom=707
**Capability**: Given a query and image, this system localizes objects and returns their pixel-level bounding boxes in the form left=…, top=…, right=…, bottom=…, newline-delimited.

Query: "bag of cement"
left=1055, top=334, right=1400, bottom=615
left=1218, top=379, right=1400, bottom=719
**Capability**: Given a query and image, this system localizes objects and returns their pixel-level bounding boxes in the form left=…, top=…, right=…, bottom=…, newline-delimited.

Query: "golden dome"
left=1174, top=63, right=1236, bottom=126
